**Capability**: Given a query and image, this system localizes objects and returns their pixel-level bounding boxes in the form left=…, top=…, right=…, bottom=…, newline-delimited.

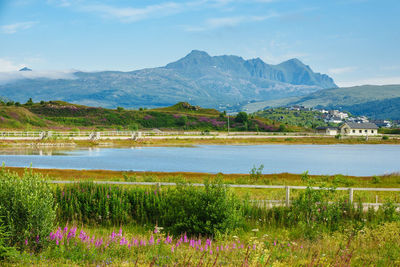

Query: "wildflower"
left=251, top=228, right=259, bottom=232
left=25, top=239, right=28, bottom=246
left=210, top=249, right=213, bottom=255
left=171, top=246, right=175, bottom=253
left=149, top=236, right=154, bottom=245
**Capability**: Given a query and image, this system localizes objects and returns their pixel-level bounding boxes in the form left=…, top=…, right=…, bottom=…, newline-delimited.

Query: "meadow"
left=0, top=168, right=399, bottom=266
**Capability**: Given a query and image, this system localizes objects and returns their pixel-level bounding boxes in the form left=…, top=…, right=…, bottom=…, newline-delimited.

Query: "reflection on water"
left=0, top=145, right=399, bottom=176
left=0, top=148, right=72, bottom=156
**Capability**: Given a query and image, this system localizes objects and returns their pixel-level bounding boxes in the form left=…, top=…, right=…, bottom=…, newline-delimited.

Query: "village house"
left=340, top=122, right=378, bottom=136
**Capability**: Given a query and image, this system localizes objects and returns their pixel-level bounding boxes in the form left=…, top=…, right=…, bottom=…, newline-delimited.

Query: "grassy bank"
left=1, top=135, right=400, bottom=148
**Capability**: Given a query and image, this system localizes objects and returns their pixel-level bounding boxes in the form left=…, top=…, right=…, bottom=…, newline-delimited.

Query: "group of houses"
left=316, top=122, right=379, bottom=136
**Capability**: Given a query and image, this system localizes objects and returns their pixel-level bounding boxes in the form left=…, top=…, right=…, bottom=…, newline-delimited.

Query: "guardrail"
left=49, top=180, right=400, bottom=207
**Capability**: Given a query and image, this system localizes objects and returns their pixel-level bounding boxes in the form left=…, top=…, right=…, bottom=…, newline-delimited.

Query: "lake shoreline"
left=1, top=135, right=400, bottom=148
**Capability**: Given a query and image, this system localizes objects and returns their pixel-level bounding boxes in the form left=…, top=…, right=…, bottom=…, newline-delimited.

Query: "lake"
left=0, top=145, right=399, bottom=176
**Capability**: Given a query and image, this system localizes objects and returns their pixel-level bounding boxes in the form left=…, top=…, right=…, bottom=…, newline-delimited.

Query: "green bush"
left=55, top=180, right=243, bottom=236
left=0, top=169, right=56, bottom=252
left=160, top=181, right=243, bottom=236
left=0, top=216, right=17, bottom=260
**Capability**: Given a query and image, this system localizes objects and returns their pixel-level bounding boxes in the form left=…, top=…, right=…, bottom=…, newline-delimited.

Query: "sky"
left=0, top=0, right=399, bottom=87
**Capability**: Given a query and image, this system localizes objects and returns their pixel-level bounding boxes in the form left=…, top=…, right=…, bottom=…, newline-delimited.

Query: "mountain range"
left=0, top=50, right=336, bottom=111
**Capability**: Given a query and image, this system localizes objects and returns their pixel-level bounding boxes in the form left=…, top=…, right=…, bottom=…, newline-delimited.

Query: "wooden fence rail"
left=49, top=180, right=400, bottom=207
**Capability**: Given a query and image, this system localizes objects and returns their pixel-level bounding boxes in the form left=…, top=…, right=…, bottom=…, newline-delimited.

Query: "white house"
left=340, top=122, right=378, bottom=136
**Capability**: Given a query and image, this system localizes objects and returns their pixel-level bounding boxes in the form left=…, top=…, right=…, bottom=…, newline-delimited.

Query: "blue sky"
left=0, top=0, right=399, bottom=86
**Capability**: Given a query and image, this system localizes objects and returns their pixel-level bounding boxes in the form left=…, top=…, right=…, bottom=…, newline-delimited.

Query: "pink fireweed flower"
left=110, top=231, right=116, bottom=241
left=184, top=234, right=188, bottom=243
left=120, top=237, right=128, bottom=246
left=253, top=244, right=256, bottom=250
left=67, top=227, right=77, bottom=239
left=216, top=247, right=219, bottom=252
left=210, top=249, right=213, bottom=255
left=118, top=228, right=122, bottom=237
left=171, top=246, right=175, bottom=253
left=157, top=239, right=160, bottom=245
left=25, top=239, right=28, bottom=246
left=149, top=236, right=154, bottom=245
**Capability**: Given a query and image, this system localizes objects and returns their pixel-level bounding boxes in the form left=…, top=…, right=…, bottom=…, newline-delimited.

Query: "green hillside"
left=0, top=106, right=51, bottom=129
left=0, top=100, right=285, bottom=132
left=244, top=85, right=400, bottom=119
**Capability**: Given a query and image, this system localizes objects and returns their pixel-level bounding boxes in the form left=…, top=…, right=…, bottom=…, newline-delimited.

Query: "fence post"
left=285, top=186, right=290, bottom=206
left=349, top=188, right=354, bottom=204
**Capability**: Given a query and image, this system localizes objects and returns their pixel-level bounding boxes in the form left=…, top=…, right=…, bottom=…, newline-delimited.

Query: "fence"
left=49, top=180, right=400, bottom=208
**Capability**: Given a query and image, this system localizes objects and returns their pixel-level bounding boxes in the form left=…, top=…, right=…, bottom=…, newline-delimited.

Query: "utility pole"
left=227, top=113, right=230, bottom=135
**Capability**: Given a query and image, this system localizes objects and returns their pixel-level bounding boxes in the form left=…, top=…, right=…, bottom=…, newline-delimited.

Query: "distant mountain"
left=0, top=50, right=336, bottom=110
left=243, top=84, right=400, bottom=119
left=19, top=67, right=32, bottom=71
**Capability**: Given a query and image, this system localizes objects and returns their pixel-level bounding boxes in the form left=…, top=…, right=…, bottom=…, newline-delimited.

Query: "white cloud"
left=0, top=58, right=77, bottom=84
left=49, top=0, right=281, bottom=24
left=185, top=14, right=278, bottom=31
left=1, top=21, right=37, bottom=34
left=0, top=59, right=25, bottom=72
left=337, top=76, right=400, bottom=87
left=81, top=2, right=186, bottom=23
left=328, top=66, right=357, bottom=75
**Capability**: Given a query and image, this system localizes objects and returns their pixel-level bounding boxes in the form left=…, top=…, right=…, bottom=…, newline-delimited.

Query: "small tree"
left=249, top=164, right=264, bottom=182
left=235, top=112, right=248, bottom=123
left=25, top=98, right=33, bottom=106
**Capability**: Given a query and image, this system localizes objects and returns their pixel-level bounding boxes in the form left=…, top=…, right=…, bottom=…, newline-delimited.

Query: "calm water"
left=0, top=145, right=399, bottom=176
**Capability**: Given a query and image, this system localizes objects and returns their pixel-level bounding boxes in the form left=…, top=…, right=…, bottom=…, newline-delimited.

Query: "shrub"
left=235, top=112, right=248, bottom=123
left=249, top=164, right=264, bottom=182
left=160, top=180, right=243, bottom=236
left=55, top=180, right=243, bottom=236
left=0, top=169, right=56, bottom=252
left=0, top=216, right=17, bottom=260
left=382, top=135, right=389, bottom=140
